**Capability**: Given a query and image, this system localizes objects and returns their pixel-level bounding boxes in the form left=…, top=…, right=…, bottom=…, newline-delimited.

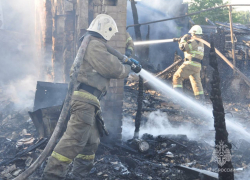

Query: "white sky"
left=230, top=0, right=250, bottom=11
left=183, top=0, right=250, bottom=11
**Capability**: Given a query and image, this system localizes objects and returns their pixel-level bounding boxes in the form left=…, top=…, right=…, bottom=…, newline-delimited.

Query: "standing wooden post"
left=43, top=0, right=53, bottom=81
left=63, top=1, right=75, bottom=83
left=51, top=0, right=65, bottom=82
left=209, top=41, right=234, bottom=180
left=228, top=5, right=236, bottom=74
left=35, top=0, right=44, bottom=80
left=130, top=0, right=142, bottom=41
left=130, top=0, right=144, bottom=139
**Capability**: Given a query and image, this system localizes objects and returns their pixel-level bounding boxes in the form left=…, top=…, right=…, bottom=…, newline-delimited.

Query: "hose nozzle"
left=122, top=56, right=141, bottom=73
left=131, top=63, right=142, bottom=73
left=173, top=38, right=181, bottom=42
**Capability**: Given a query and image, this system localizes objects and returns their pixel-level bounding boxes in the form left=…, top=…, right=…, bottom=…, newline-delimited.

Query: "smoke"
left=2, top=76, right=37, bottom=109
left=0, top=0, right=39, bottom=110
left=235, top=167, right=250, bottom=180
left=122, top=110, right=199, bottom=140
left=126, top=0, right=189, bottom=69
left=138, top=69, right=250, bottom=143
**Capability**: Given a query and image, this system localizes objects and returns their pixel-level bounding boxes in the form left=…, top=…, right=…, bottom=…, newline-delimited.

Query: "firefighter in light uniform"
left=173, top=25, right=205, bottom=100
left=42, top=14, right=132, bottom=180
left=125, top=32, right=134, bottom=58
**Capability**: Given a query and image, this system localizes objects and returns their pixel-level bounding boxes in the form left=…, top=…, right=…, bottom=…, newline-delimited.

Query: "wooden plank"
left=228, top=5, right=236, bottom=74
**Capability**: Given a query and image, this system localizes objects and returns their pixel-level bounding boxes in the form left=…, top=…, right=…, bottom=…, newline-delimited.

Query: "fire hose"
left=14, top=37, right=141, bottom=180
left=14, top=35, right=92, bottom=180
left=134, top=37, right=250, bottom=88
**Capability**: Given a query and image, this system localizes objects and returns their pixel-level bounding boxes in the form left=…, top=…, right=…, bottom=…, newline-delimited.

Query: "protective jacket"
left=72, top=36, right=130, bottom=93
left=179, top=36, right=204, bottom=63
left=126, top=32, right=134, bottom=52
left=125, top=32, right=134, bottom=57
left=70, top=35, right=130, bottom=108
left=173, top=35, right=204, bottom=97
left=42, top=34, right=130, bottom=180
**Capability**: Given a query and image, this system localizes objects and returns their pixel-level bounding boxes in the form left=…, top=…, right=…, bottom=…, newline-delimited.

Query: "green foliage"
left=188, top=0, right=229, bottom=25
left=232, top=10, right=250, bottom=25
left=188, top=0, right=250, bottom=25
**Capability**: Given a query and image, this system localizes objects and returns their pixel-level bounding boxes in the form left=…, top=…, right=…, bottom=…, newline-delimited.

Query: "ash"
left=1, top=83, right=250, bottom=180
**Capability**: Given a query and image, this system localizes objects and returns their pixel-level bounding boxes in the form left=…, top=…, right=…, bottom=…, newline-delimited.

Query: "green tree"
left=232, top=10, right=250, bottom=25
left=188, top=0, right=229, bottom=25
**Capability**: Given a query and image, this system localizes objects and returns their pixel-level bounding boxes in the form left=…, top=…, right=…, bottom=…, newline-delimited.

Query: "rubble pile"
left=0, top=83, right=250, bottom=179
left=0, top=98, right=46, bottom=179
left=123, top=84, right=210, bottom=128
left=72, top=133, right=250, bottom=180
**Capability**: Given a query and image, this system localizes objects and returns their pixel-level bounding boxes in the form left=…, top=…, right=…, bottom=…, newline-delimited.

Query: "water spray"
left=134, top=39, right=174, bottom=46
left=127, top=37, right=250, bottom=141
left=124, top=37, right=250, bottom=140
left=138, top=69, right=250, bottom=140
left=134, top=37, right=250, bottom=88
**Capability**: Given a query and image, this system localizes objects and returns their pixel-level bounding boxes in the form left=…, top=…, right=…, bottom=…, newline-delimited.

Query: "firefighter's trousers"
left=173, top=61, right=204, bottom=96
left=42, top=100, right=100, bottom=180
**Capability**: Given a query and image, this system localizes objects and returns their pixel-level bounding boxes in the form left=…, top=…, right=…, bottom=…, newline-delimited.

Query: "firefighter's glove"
left=125, top=49, right=132, bottom=57
left=131, top=63, right=142, bottom=73
left=173, top=38, right=181, bottom=42
left=181, top=34, right=191, bottom=42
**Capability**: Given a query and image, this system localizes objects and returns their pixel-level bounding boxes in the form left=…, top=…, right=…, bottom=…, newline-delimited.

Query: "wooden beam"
left=228, top=5, right=236, bottom=74
left=130, top=0, right=142, bottom=41
left=193, top=37, right=250, bottom=88
left=43, top=0, right=53, bottom=81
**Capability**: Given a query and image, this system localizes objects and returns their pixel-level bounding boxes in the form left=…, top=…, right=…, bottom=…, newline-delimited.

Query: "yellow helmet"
left=87, top=14, right=118, bottom=40
left=188, top=25, right=203, bottom=35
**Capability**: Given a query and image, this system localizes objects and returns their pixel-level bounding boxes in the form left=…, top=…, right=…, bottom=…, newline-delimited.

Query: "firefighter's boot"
left=71, top=156, right=94, bottom=179
left=173, top=87, right=183, bottom=93
left=195, top=94, right=205, bottom=104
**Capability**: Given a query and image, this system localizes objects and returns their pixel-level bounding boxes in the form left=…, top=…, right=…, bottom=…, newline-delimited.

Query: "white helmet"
left=87, top=14, right=118, bottom=40
left=188, top=25, right=203, bottom=35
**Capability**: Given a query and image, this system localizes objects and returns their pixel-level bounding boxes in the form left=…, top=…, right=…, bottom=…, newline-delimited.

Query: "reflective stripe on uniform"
left=73, top=91, right=100, bottom=105
left=190, top=50, right=204, bottom=57
left=76, top=154, right=95, bottom=160
left=127, top=46, right=133, bottom=51
left=194, top=91, right=204, bottom=96
left=173, top=85, right=183, bottom=88
left=126, top=37, right=132, bottom=44
left=184, top=61, right=201, bottom=67
left=188, top=44, right=192, bottom=50
left=51, top=151, right=72, bottom=163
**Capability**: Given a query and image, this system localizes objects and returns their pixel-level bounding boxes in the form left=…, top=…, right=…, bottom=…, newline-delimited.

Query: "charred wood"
left=14, top=35, right=92, bottom=180
left=175, top=165, right=218, bottom=180
left=205, top=17, right=216, bottom=26
left=134, top=76, right=143, bottom=138
left=209, top=41, right=234, bottom=180
left=0, top=138, right=47, bottom=167
left=115, top=143, right=138, bottom=153
left=63, top=10, right=75, bottom=82
left=157, top=135, right=188, bottom=149
left=130, top=0, right=141, bottom=41
left=42, top=0, right=53, bottom=81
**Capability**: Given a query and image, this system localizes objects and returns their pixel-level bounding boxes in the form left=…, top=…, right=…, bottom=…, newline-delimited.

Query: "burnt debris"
left=1, top=83, right=250, bottom=179
left=134, top=76, right=144, bottom=138
left=209, top=41, right=234, bottom=179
